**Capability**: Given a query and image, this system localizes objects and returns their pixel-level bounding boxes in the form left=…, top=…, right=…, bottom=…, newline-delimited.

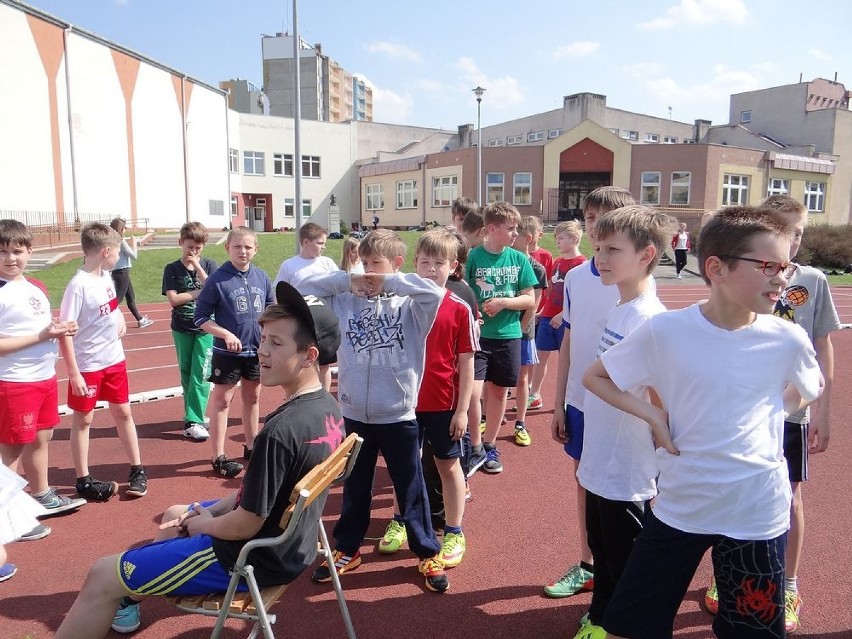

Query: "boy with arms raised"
left=162, top=221, right=218, bottom=441
left=465, top=202, right=537, bottom=473
left=60, top=223, right=148, bottom=501
left=195, top=227, right=274, bottom=478
left=547, top=186, right=636, bottom=598
left=301, top=229, right=450, bottom=592
left=55, top=282, right=344, bottom=638
left=571, top=206, right=672, bottom=639
left=584, top=206, right=822, bottom=639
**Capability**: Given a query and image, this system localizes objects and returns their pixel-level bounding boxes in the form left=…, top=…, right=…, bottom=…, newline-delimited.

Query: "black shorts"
left=474, top=337, right=521, bottom=387
left=417, top=410, right=463, bottom=460
left=208, top=352, right=260, bottom=385
left=784, top=421, right=808, bottom=483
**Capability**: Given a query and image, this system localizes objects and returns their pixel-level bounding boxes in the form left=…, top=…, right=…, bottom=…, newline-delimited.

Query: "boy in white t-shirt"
left=274, top=222, right=338, bottom=289
left=583, top=206, right=822, bottom=639
left=59, top=223, right=148, bottom=501
left=572, top=206, right=672, bottom=638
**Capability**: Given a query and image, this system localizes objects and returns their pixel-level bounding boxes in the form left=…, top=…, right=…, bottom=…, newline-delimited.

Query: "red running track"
left=2, top=286, right=851, bottom=639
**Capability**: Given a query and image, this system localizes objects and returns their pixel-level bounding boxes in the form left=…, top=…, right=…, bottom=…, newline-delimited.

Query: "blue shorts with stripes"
left=117, top=534, right=247, bottom=597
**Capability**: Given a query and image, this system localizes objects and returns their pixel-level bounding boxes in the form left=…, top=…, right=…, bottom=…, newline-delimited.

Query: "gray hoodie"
left=299, top=271, right=442, bottom=424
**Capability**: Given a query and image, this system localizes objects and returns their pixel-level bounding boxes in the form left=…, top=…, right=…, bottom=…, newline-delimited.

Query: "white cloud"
left=364, top=41, right=423, bottom=63
left=354, top=74, right=414, bottom=124
left=808, top=48, right=833, bottom=62
left=552, top=41, right=600, bottom=60
left=638, top=0, right=749, bottom=30
left=622, top=62, right=663, bottom=80
left=455, top=57, right=525, bottom=110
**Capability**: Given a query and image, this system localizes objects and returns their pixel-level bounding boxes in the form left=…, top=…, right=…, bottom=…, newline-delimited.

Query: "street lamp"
left=473, top=86, right=486, bottom=205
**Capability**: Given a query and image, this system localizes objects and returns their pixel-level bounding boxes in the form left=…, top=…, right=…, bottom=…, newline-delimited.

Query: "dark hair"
left=482, top=201, right=521, bottom=227
left=461, top=210, right=484, bottom=233
left=452, top=197, right=479, bottom=219
left=180, top=221, right=209, bottom=244
left=298, top=222, right=328, bottom=243
left=258, top=305, right=315, bottom=354
left=0, top=219, right=33, bottom=249
left=697, top=206, right=791, bottom=285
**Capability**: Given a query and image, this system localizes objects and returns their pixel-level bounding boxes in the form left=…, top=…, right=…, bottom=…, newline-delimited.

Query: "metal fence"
left=0, top=211, right=149, bottom=247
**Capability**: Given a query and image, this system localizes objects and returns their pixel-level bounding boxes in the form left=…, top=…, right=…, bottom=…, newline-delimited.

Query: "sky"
left=23, top=0, right=852, bottom=130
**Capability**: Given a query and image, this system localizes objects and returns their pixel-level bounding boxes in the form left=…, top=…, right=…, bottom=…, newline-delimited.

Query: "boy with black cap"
left=55, top=282, right=344, bottom=638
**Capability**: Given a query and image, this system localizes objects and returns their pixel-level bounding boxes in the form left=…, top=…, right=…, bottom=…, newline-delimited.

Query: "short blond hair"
left=554, top=220, right=583, bottom=242
left=225, top=226, right=257, bottom=246
left=415, top=228, right=458, bottom=262
left=518, top=215, right=538, bottom=239
left=595, top=205, right=675, bottom=274
left=359, top=228, right=406, bottom=261
left=81, top=222, right=121, bottom=254
left=482, top=201, right=521, bottom=227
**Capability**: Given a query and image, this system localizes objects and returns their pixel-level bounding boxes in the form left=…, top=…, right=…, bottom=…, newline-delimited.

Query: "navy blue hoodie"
left=194, top=261, right=274, bottom=357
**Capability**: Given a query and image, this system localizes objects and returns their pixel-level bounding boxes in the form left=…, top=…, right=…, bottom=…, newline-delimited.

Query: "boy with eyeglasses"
left=582, top=206, right=822, bottom=639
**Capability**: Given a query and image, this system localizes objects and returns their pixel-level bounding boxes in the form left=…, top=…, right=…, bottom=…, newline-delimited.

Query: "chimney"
left=693, top=119, right=712, bottom=142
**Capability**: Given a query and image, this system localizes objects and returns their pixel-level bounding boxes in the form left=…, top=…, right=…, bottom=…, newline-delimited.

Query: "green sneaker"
left=440, top=531, right=466, bottom=568
left=704, top=576, right=719, bottom=614
left=378, top=519, right=407, bottom=554
left=544, top=563, right=594, bottom=598
left=572, top=621, right=606, bottom=639
left=785, top=591, right=802, bottom=634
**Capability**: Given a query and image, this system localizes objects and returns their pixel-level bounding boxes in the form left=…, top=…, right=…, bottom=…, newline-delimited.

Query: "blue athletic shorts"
left=520, top=338, right=539, bottom=366
left=418, top=410, right=463, bottom=460
left=117, top=534, right=247, bottom=597
left=535, top=318, right=565, bottom=352
left=564, top=404, right=584, bottom=460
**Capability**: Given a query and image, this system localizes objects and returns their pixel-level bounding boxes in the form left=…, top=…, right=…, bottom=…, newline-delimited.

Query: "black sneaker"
left=76, top=476, right=119, bottom=502
left=212, top=455, right=243, bottom=478
left=127, top=466, right=148, bottom=498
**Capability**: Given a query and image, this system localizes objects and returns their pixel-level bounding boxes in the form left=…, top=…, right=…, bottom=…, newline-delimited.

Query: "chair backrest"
left=278, top=433, right=360, bottom=530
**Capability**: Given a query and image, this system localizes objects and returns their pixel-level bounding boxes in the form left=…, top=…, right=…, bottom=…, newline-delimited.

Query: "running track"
left=2, top=284, right=851, bottom=638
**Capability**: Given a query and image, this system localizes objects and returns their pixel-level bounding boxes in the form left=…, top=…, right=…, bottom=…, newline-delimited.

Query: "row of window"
left=488, top=130, right=562, bottom=147
left=611, top=130, right=680, bottom=144
left=364, top=172, right=534, bottom=211
left=640, top=171, right=826, bottom=211
left=229, top=149, right=321, bottom=178
left=228, top=196, right=313, bottom=219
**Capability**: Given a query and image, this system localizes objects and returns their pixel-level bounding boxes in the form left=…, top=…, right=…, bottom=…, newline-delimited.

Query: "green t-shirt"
left=465, top=245, right=537, bottom=339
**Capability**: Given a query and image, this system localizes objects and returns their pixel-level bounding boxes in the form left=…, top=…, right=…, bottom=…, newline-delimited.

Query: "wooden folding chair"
left=170, top=433, right=363, bottom=639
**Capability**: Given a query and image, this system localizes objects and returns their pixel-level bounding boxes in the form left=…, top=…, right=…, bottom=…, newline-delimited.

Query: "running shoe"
left=514, top=424, right=531, bottom=446
left=76, top=476, right=119, bottom=502
left=18, top=523, right=51, bottom=541
left=482, top=447, right=503, bottom=474
left=704, top=576, right=719, bottom=614
left=467, top=446, right=487, bottom=477
left=212, top=455, right=243, bottom=478
left=0, top=563, right=17, bottom=583
left=137, top=316, right=154, bottom=328
left=183, top=423, right=209, bottom=441
left=111, top=600, right=141, bottom=634
left=527, top=394, right=543, bottom=410
left=35, top=488, right=86, bottom=516
left=418, top=556, right=449, bottom=593
left=378, top=519, right=407, bottom=554
left=127, top=467, right=148, bottom=498
left=544, top=563, right=594, bottom=598
left=573, top=621, right=606, bottom=639
left=440, top=531, right=466, bottom=568
left=311, top=550, right=362, bottom=583
left=785, top=591, right=802, bottom=634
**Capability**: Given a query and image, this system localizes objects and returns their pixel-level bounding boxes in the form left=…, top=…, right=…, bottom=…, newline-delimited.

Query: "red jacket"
left=671, top=232, right=691, bottom=250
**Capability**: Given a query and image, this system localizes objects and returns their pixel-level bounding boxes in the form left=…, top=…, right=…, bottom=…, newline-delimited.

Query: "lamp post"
left=473, top=86, right=486, bottom=205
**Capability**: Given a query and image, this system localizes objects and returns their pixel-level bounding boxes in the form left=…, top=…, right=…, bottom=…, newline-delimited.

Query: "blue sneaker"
left=483, top=447, right=503, bottom=474
left=111, top=601, right=141, bottom=634
left=0, top=563, right=17, bottom=583
left=467, top=447, right=488, bottom=477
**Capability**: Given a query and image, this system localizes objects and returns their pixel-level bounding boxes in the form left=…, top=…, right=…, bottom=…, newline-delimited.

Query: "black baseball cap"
left=274, top=281, right=341, bottom=365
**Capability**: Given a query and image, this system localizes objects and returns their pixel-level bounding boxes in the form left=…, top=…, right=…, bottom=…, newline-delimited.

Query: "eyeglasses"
left=719, top=255, right=798, bottom=278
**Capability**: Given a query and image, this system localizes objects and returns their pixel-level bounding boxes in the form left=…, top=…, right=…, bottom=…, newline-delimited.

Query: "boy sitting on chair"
left=55, top=282, right=343, bottom=638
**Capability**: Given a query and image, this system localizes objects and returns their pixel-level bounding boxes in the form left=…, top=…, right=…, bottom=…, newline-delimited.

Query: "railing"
left=0, top=211, right=149, bottom=248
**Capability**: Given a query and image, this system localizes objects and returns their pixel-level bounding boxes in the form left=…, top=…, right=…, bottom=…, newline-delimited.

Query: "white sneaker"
left=677, top=274, right=682, bottom=279
left=138, top=316, right=154, bottom=328
left=183, top=423, right=210, bottom=441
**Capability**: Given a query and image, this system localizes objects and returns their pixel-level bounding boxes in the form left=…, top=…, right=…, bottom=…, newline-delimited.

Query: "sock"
left=580, top=560, right=594, bottom=574
left=32, top=488, right=50, bottom=499
left=130, top=464, right=144, bottom=472
left=480, top=414, right=487, bottom=423
left=785, top=576, right=798, bottom=594
left=515, top=421, right=525, bottom=428
left=483, top=442, right=495, bottom=451
left=392, top=514, right=404, bottom=523
left=472, top=444, right=484, bottom=454
left=76, top=475, right=92, bottom=484
left=444, top=525, right=462, bottom=535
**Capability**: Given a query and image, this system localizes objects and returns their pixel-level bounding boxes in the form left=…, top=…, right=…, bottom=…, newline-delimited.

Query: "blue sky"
left=24, top=0, right=852, bottom=130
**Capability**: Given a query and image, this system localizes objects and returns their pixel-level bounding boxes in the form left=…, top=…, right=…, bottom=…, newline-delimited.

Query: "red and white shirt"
left=0, top=277, right=56, bottom=381
left=59, top=270, right=125, bottom=372
left=417, top=290, right=479, bottom=412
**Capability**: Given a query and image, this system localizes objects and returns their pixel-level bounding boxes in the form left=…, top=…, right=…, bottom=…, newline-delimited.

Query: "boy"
left=703, top=195, right=841, bottom=633
left=162, top=221, right=218, bottom=441
left=195, top=226, right=274, bottom=478
left=451, top=197, right=480, bottom=232
left=572, top=206, right=672, bottom=638
left=465, top=202, right=537, bottom=473
left=272, top=222, right=338, bottom=289
left=547, top=186, right=636, bottom=598
left=55, top=282, right=344, bottom=638
left=584, top=206, right=822, bottom=639
left=511, top=216, right=548, bottom=446
left=59, top=223, right=148, bottom=501
left=300, top=229, right=450, bottom=592
left=460, top=209, right=485, bottom=251
left=0, top=220, right=85, bottom=531
left=530, top=221, right=586, bottom=408
left=380, top=229, right=478, bottom=567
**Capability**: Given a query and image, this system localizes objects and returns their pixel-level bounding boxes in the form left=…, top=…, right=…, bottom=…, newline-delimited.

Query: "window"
left=209, top=199, right=224, bottom=216
left=283, top=198, right=312, bottom=218
left=486, top=173, right=504, bottom=203
left=432, top=176, right=458, bottom=207
left=527, top=131, right=544, bottom=142
left=645, top=133, right=660, bottom=143
left=513, top=173, right=532, bottom=206
left=273, top=153, right=293, bottom=177
left=640, top=172, right=661, bottom=205
left=302, top=155, right=320, bottom=178
left=396, top=180, right=418, bottom=209
left=740, top=110, right=752, bottom=123
left=804, top=182, right=825, bottom=212
left=621, top=130, right=639, bottom=141
left=365, top=184, right=384, bottom=211
left=229, top=149, right=239, bottom=173
left=243, top=151, right=264, bottom=176
left=488, top=138, right=504, bottom=147
left=767, top=178, right=789, bottom=196
left=663, top=136, right=678, bottom=144
left=670, top=172, right=691, bottom=206
left=230, top=196, right=238, bottom=218
left=722, top=174, right=749, bottom=205
left=507, top=135, right=522, bottom=146
left=548, top=129, right=562, bottom=139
